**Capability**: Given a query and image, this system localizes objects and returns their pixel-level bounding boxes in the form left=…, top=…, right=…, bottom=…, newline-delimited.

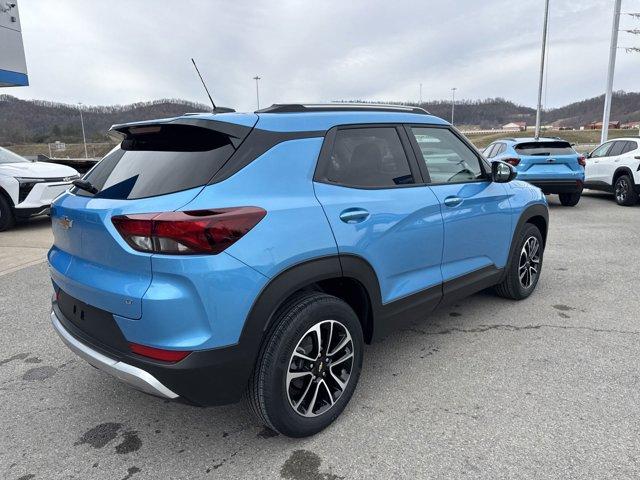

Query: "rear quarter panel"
left=181, top=137, right=337, bottom=277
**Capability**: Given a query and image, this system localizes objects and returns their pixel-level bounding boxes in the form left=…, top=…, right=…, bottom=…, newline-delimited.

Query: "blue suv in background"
left=48, top=104, right=548, bottom=437
left=484, top=137, right=585, bottom=206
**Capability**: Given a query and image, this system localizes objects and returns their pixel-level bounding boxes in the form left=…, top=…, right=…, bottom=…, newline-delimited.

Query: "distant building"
left=583, top=121, right=621, bottom=130
left=502, top=121, right=527, bottom=131
left=621, top=122, right=640, bottom=130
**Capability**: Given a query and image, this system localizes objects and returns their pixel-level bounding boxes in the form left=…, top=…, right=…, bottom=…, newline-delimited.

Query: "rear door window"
left=514, top=141, right=575, bottom=156
left=622, top=141, right=638, bottom=154
left=323, top=127, right=415, bottom=188
left=410, top=127, right=485, bottom=184
left=76, top=124, right=236, bottom=199
left=607, top=141, right=626, bottom=157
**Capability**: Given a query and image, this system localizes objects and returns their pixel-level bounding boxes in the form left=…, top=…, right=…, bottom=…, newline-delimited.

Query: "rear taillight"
left=112, top=207, right=266, bottom=255
left=578, top=155, right=586, bottom=167
left=504, top=158, right=521, bottom=167
left=129, top=342, right=191, bottom=362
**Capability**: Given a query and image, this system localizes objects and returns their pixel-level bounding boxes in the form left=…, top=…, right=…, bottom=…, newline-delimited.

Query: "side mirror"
left=491, top=160, right=516, bottom=183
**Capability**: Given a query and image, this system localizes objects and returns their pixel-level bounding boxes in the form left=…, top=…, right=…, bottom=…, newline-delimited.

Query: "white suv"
left=584, top=137, right=640, bottom=206
left=0, top=146, right=79, bottom=231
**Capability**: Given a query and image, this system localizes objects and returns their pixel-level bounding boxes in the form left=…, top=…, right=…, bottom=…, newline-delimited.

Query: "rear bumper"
left=51, top=309, right=178, bottom=399
left=528, top=180, right=583, bottom=194
left=50, top=298, right=255, bottom=406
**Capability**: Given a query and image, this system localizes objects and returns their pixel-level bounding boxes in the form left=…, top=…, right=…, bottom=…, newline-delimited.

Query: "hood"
left=0, top=161, right=79, bottom=179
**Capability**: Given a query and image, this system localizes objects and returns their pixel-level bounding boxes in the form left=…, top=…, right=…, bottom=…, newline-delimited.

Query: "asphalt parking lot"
left=1, top=191, right=639, bottom=480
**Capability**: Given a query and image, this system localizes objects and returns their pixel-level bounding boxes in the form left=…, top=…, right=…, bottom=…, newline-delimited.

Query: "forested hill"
left=0, top=96, right=210, bottom=144
left=352, top=91, right=640, bottom=129
left=1, top=91, right=639, bottom=145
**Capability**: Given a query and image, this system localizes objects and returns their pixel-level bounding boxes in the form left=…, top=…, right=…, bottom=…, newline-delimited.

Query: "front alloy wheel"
left=495, top=223, right=544, bottom=300
left=518, top=236, right=541, bottom=289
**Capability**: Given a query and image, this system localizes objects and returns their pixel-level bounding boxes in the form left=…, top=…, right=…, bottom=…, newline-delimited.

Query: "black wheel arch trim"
left=505, top=203, right=549, bottom=273
left=0, top=186, right=15, bottom=207
left=613, top=167, right=636, bottom=185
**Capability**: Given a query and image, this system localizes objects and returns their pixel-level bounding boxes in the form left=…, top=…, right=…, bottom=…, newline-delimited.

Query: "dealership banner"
left=0, top=0, right=28, bottom=87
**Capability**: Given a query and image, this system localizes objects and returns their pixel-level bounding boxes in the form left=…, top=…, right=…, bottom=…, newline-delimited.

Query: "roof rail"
left=256, top=103, right=430, bottom=115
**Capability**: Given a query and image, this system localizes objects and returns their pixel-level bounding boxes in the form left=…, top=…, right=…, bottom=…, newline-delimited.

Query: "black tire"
left=247, top=292, right=364, bottom=437
left=614, top=175, right=638, bottom=206
left=0, top=194, right=15, bottom=232
left=495, top=223, right=544, bottom=300
left=558, top=192, right=581, bottom=207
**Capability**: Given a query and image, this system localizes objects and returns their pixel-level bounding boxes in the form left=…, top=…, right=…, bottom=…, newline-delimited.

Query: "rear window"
left=515, top=141, right=575, bottom=156
left=76, top=124, right=235, bottom=199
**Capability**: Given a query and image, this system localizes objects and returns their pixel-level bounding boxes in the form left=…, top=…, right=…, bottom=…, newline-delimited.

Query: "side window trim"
left=313, top=123, right=423, bottom=190
left=403, top=124, right=491, bottom=186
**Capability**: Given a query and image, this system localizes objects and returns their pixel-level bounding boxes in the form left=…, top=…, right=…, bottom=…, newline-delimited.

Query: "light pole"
left=253, top=76, right=261, bottom=110
left=78, top=102, right=88, bottom=159
left=451, top=87, right=457, bottom=125
left=419, top=83, right=423, bottom=104
left=535, top=0, right=550, bottom=140
left=601, top=0, right=622, bottom=144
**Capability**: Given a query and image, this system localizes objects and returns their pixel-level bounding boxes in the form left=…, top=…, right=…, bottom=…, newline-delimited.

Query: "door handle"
left=339, top=208, right=370, bottom=224
left=443, top=196, right=463, bottom=207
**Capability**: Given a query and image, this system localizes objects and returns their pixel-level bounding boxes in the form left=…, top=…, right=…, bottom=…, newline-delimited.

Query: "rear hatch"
left=49, top=116, right=256, bottom=319
left=514, top=141, right=582, bottom=178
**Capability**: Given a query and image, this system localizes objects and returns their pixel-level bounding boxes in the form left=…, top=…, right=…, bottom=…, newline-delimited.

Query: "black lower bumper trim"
left=529, top=180, right=583, bottom=194
left=52, top=297, right=253, bottom=406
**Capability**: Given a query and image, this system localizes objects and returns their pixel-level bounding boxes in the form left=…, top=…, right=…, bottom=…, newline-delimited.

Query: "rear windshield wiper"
left=72, top=179, right=99, bottom=194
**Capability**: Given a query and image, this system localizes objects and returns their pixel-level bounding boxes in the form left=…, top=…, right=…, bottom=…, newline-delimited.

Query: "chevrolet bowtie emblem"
left=58, top=216, right=73, bottom=230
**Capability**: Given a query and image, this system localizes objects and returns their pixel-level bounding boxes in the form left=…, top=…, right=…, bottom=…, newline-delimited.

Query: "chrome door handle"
left=443, top=196, right=463, bottom=207
left=339, top=208, right=370, bottom=224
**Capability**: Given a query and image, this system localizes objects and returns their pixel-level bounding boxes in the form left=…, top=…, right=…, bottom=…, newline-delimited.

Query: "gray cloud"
left=8, top=0, right=638, bottom=111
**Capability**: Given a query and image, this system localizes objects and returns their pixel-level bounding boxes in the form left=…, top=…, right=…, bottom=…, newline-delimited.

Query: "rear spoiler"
left=108, top=117, right=253, bottom=149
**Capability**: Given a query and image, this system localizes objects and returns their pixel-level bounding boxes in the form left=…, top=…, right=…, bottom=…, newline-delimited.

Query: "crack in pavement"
left=404, top=323, right=640, bottom=336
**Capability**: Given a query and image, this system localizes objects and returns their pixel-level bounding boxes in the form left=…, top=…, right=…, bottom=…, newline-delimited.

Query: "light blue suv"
left=484, top=137, right=585, bottom=206
left=48, top=104, right=548, bottom=437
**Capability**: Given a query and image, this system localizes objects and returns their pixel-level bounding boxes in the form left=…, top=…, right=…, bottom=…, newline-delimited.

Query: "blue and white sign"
left=0, top=1, right=28, bottom=87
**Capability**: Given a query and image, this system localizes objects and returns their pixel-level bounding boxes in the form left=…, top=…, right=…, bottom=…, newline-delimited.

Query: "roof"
left=110, top=105, right=449, bottom=134
left=256, top=103, right=429, bottom=115
left=600, top=137, right=640, bottom=142
left=503, top=137, right=570, bottom=144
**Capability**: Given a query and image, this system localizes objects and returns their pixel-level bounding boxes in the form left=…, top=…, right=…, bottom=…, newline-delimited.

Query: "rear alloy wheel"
left=247, top=292, right=363, bottom=437
left=286, top=320, right=354, bottom=418
left=558, top=192, right=581, bottom=207
left=495, top=223, right=544, bottom=300
left=614, top=175, right=638, bottom=206
left=0, top=195, right=15, bottom=232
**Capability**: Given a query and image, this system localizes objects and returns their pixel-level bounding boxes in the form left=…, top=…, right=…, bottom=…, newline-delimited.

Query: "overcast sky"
left=7, top=0, right=639, bottom=111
